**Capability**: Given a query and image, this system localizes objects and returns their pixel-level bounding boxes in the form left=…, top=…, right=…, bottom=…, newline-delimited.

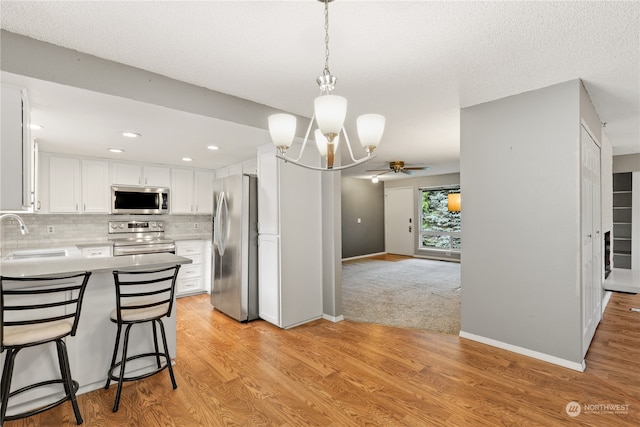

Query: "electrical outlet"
left=193, top=223, right=199, bottom=229
left=47, top=225, right=55, bottom=234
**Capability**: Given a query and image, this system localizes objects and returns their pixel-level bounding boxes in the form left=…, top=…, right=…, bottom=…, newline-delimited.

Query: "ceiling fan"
left=367, top=161, right=430, bottom=176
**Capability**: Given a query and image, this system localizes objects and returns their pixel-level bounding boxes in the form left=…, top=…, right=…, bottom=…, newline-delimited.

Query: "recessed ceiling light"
left=30, top=123, right=43, bottom=130
left=207, top=145, right=219, bottom=150
left=122, top=132, right=141, bottom=138
left=109, top=148, right=125, bottom=153
left=182, top=157, right=192, bottom=162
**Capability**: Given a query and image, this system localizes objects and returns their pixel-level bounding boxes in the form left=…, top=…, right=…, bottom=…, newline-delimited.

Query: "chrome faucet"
left=0, top=213, right=29, bottom=235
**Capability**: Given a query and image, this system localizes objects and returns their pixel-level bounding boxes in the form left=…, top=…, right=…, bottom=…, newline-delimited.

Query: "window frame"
left=418, top=185, right=461, bottom=253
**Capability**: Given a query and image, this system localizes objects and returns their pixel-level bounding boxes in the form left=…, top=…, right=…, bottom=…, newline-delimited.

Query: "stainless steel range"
left=108, top=220, right=175, bottom=256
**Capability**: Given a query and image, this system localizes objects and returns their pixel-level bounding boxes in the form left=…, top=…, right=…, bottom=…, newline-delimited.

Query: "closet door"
left=581, top=125, right=602, bottom=357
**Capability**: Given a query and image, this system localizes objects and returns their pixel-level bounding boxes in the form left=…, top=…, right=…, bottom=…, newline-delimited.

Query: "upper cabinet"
left=1, top=83, right=36, bottom=211
left=194, top=171, right=214, bottom=214
left=49, top=156, right=109, bottom=213
left=112, top=163, right=170, bottom=187
left=171, top=169, right=214, bottom=214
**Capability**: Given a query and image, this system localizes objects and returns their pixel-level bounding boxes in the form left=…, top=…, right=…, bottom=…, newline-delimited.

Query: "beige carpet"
left=342, top=258, right=461, bottom=334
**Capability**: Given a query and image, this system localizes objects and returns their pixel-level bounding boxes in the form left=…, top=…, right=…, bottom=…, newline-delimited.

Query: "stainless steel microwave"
left=111, top=186, right=169, bottom=214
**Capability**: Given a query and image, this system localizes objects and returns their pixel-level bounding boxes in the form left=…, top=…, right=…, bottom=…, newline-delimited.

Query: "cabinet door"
left=257, top=146, right=279, bottom=234
left=144, top=165, right=171, bottom=187
left=112, top=163, right=142, bottom=185
left=171, top=169, right=194, bottom=213
left=1, top=83, right=32, bottom=211
left=82, top=160, right=110, bottom=213
left=49, top=157, right=81, bottom=213
left=194, top=171, right=214, bottom=214
left=258, top=234, right=280, bottom=326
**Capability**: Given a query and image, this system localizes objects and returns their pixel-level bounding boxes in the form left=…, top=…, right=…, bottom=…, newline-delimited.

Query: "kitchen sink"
left=2, top=246, right=81, bottom=261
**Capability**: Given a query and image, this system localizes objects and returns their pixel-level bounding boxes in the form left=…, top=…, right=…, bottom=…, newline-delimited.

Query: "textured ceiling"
left=1, top=1, right=638, bottom=179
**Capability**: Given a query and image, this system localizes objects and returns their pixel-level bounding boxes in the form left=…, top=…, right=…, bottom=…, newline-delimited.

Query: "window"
left=419, top=187, right=461, bottom=252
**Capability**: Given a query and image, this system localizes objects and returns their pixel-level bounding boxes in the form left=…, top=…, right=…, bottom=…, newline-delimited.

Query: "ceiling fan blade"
left=404, top=166, right=430, bottom=171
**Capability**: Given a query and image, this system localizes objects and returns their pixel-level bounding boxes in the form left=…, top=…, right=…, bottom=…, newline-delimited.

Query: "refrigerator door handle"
left=216, top=191, right=228, bottom=256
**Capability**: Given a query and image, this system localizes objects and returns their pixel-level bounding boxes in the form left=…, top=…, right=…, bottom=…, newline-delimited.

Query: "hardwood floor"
left=5, top=291, right=639, bottom=426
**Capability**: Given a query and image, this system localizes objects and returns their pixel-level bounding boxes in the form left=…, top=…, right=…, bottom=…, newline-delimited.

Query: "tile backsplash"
left=0, top=214, right=212, bottom=253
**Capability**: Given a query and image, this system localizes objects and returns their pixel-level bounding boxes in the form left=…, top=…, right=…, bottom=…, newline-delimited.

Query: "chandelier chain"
left=323, top=0, right=330, bottom=76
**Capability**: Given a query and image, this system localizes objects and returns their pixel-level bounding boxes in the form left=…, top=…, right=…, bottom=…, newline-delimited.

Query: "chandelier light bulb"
left=357, top=114, right=385, bottom=153
left=268, top=114, right=297, bottom=152
left=314, top=95, right=347, bottom=137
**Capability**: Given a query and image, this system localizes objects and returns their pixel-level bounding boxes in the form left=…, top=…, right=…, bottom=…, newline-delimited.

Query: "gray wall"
left=613, top=154, right=640, bottom=173
left=341, top=177, right=385, bottom=259
left=460, top=79, right=603, bottom=367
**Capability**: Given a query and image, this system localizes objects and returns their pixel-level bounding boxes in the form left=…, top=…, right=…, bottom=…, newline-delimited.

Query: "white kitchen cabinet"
left=171, top=169, right=214, bottom=214
left=49, top=156, right=109, bottom=213
left=171, top=168, right=195, bottom=214
left=176, top=240, right=207, bottom=297
left=112, top=163, right=170, bottom=187
left=256, top=144, right=323, bottom=329
left=194, top=170, right=214, bottom=214
left=258, top=234, right=280, bottom=325
left=1, top=83, right=35, bottom=211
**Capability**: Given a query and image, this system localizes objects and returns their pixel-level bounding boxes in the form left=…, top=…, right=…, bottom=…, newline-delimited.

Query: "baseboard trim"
left=323, top=314, right=344, bottom=323
left=459, top=331, right=586, bottom=372
left=342, top=252, right=386, bottom=262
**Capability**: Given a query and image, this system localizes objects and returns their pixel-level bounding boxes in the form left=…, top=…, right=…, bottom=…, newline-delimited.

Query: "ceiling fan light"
left=268, top=114, right=297, bottom=152
left=357, top=114, right=385, bottom=153
left=371, top=175, right=379, bottom=184
left=314, top=95, right=347, bottom=137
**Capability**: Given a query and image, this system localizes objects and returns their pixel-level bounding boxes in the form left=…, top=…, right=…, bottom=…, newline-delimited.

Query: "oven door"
left=113, top=243, right=176, bottom=256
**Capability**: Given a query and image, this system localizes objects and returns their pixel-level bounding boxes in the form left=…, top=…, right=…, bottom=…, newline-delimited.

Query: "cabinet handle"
left=83, top=203, right=86, bottom=211
left=76, top=203, right=79, bottom=211
left=145, top=177, right=148, bottom=185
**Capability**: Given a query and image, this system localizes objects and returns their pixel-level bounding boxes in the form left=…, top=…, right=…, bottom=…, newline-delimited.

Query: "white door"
left=581, top=125, right=602, bottom=357
left=384, top=187, right=414, bottom=256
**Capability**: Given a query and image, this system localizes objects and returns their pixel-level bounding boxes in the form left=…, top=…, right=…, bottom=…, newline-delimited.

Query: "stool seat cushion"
left=2, top=320, right=73, bottom=347
left=110, top=302, right=169, bottom=322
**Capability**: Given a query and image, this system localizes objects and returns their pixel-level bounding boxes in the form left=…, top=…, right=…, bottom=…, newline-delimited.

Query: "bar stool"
left=104, top=265, right=180, bottom=412
left=1, top=272, right=92, bottom=425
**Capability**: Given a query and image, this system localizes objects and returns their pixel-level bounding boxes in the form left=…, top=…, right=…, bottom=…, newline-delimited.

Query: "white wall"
left=460, top=80, right=606, bottom=368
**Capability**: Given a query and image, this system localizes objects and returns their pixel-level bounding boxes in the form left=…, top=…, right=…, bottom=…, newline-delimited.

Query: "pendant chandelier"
left=268, top=0, right=385, bottom=171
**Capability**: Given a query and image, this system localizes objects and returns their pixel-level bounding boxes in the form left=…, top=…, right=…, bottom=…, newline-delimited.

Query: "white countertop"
left=1, top=252, right=192, bottom=278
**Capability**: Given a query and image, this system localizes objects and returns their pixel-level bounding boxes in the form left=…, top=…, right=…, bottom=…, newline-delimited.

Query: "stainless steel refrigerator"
left=211, top=173, right=259, bottom=322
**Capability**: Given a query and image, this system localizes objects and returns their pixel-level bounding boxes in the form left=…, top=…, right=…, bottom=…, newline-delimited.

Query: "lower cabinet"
left=175, top=240, right=209, bottom=297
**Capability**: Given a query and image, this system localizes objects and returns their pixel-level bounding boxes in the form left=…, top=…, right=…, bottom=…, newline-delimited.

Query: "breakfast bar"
left=1, top=252, right=192, bottom=414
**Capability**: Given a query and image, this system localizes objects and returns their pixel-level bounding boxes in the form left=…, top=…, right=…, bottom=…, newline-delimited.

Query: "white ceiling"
left=1, top=1, right=638, bottom=180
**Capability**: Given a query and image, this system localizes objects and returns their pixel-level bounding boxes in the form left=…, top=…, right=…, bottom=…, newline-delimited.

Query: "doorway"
left=384, top=187, right=414, bottom=256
